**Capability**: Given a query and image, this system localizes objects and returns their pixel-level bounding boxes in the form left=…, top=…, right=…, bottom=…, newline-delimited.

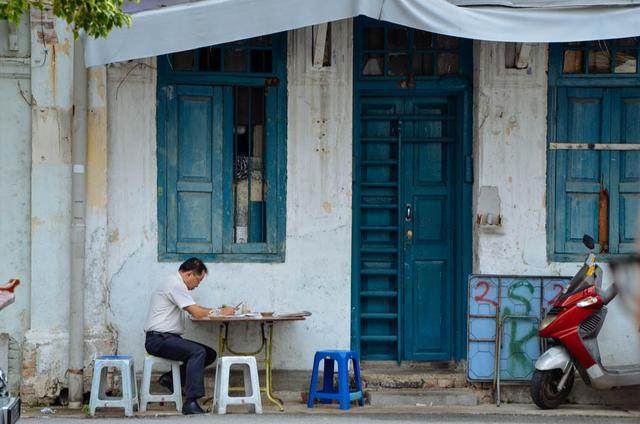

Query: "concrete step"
left=360, top=362, right=467, bottom=390
left=367, top=389, right=479, bottom=407
left=362, top=371, right=467, bottom=390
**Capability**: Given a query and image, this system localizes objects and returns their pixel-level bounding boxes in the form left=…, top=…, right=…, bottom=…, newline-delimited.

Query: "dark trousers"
left=145, top=332, right=217, bottom=400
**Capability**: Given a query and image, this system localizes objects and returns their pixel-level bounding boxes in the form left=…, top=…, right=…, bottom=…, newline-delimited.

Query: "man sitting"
left=144, top=258, right=216, bottom=415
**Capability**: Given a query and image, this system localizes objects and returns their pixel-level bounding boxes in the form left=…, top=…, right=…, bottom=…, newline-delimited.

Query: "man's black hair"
left=179, top=257, right=208, bottom=275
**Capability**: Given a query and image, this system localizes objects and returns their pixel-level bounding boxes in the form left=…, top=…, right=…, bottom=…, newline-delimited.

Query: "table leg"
left=263, top=322, right=284, bottom=411
left=215, top=321, right=284, bottom=411
left=218, top=323, right=227, bottom=356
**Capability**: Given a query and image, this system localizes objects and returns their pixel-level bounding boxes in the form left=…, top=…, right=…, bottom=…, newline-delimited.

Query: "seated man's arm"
left=184, top=304, right=213, bottom=319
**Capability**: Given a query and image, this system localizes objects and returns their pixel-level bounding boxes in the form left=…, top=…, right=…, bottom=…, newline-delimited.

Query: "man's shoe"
left=157, top=372, right=174, bottom=393
left=182, top=399, right=205, bottom=415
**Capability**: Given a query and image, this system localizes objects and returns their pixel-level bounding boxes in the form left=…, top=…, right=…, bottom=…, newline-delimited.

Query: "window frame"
left=547, top=41, right=640, bottom=262
left=355, top=17, right=473, bottom=83
left=156, top=34, right=288, bottom=263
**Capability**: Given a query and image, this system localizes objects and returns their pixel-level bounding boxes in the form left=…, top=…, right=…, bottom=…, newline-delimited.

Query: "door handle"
left=405, top=203, right=412, bottom=221
left=406, top=230, right=413, bottom=240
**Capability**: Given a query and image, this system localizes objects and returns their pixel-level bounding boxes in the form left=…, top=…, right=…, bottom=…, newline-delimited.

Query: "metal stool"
left=213, top=356, right=262, bottom=414
left=139, top=354, right=182, bottom=412
left=89, top=355, right=139, bottom=417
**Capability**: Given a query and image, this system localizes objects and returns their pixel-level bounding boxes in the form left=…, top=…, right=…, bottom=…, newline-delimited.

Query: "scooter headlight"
left=577, top=296, right=599, bottom=308
left=540, top=314, right=557, bottom=331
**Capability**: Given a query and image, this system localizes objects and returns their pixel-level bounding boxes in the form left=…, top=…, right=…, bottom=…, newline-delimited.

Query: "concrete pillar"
left=22, top=8, right=74, bottom=403
left=83, top=65, right=117, bottom=378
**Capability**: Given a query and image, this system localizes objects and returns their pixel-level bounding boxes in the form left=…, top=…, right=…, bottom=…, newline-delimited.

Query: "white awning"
left=83, top=0, right=640, bottom=67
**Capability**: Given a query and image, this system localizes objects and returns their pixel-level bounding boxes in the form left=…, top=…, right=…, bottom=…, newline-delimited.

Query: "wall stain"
left=322, top=201, right=332, bottom=214
left=31, top=217, right=44, bottom=230
left=108, top=229, right=119, bottom=244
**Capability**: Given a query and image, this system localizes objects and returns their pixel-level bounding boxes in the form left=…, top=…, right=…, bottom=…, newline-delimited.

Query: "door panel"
left=402, top=96, right=456, bottom=361
left=166, top=85, right=224, bottom=254
left=411, top=260, right=446, bottom=352
left=357, top=97, right=403, bottom=360
left=554, top=88, right=610, bottom=253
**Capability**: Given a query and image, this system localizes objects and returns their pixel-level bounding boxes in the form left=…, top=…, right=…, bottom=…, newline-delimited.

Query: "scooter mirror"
left=582, top=234, right=595, bottom=250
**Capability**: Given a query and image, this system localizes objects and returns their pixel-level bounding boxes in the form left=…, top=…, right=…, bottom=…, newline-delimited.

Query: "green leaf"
left=0, top=0, right=134, bottom=38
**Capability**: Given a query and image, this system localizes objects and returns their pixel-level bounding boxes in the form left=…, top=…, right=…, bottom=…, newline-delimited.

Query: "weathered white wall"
left=474, top=41, right=640, bottom=367
left=0, top=18, right=31, bottom=391
left=104, top=20, right=353, bottom=369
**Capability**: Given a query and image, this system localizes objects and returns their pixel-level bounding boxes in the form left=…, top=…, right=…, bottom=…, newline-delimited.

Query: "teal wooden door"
left=402, top=96, right=457, bottom=360
left=352, top=17, right=472, bottom=362
left=356, top=94, right=459, bottom=361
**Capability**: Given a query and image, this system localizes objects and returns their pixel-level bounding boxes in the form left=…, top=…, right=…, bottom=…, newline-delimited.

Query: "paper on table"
left=207, top=311, right=261, bottom=318
left=273, top=311, right=312, bottom=318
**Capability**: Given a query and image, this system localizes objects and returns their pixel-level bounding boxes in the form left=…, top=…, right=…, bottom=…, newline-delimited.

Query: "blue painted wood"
left=352, top=17, right=473, bottom=362
left=548, top=43, right=640, bottom=261
left=356, top=96, right=403, bottom=361
left=165, top=85, right=223, bottom=254
left=554, top=87, right=608, bottom=254
left=402, top=96, right=456, bottom=361
left=157, top=34, right=287, bottom=263
left=610, top=88, right=640, bottom=254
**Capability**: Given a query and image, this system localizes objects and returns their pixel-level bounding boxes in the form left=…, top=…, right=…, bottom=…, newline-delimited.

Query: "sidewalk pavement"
left=21, top=398, right=640, bottom=421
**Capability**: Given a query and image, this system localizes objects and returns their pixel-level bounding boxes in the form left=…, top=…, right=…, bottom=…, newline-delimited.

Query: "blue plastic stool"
left=307, top=350, right=364, bottom=410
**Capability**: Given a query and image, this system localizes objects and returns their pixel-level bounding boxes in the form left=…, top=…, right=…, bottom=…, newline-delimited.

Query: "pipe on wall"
left=68, top=37, right=88, bottom=409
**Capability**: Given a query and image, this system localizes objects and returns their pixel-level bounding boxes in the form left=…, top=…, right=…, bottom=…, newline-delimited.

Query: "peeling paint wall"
left=474, top=41, right=640, bottom=367
left=0, top=16, right=31, bottom=392
left=104, top=20, right=353, bottom=370
left=22, top=10, right=74, bottom=402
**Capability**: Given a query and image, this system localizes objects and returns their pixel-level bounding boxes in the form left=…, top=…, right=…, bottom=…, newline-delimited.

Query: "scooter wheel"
left=530, top=369, right=574, bottom=409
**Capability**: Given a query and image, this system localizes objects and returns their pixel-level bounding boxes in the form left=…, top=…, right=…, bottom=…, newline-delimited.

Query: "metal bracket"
left=550, top=143, right=640, bottom=151
left=265, top=77, right=280, bottom=87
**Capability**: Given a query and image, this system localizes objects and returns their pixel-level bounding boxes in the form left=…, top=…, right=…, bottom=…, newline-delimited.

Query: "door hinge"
left=265, top=77, right=280, bottom=87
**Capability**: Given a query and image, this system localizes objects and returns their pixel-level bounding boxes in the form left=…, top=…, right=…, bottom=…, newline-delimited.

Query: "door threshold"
left=361, top=360, right=463, bottom=372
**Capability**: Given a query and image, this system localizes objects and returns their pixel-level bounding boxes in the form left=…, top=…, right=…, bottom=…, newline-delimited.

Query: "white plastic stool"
left=213, top=356, right=262, bottom=414
left=89, top=355, right=139, bottom=417
left=139, top=354, right=182, bottom=412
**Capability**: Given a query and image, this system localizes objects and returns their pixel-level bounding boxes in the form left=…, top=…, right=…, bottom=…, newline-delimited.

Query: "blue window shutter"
left=165, top=85, right=224, bottom=254
left=609, top=89, right=640, bottom=254
left=554, top=88, right=609, bottom=254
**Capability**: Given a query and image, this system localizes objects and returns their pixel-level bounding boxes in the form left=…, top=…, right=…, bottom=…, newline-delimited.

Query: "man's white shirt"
left=144, top=272, right=197, bottom=335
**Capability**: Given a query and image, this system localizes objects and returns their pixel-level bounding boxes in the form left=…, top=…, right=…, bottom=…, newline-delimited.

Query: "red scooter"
left=530, top=235, right=640, bottom=409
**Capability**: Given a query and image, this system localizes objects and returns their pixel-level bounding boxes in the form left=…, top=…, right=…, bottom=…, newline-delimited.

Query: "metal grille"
left=579, top=313, right=603, bottom=339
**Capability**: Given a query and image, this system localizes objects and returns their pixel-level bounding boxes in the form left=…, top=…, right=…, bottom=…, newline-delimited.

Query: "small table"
left=193, top=314, right=307, bottom=411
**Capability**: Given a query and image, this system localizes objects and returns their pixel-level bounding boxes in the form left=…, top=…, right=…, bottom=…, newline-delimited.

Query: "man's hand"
left=184, top=304, right=213, bottom=319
